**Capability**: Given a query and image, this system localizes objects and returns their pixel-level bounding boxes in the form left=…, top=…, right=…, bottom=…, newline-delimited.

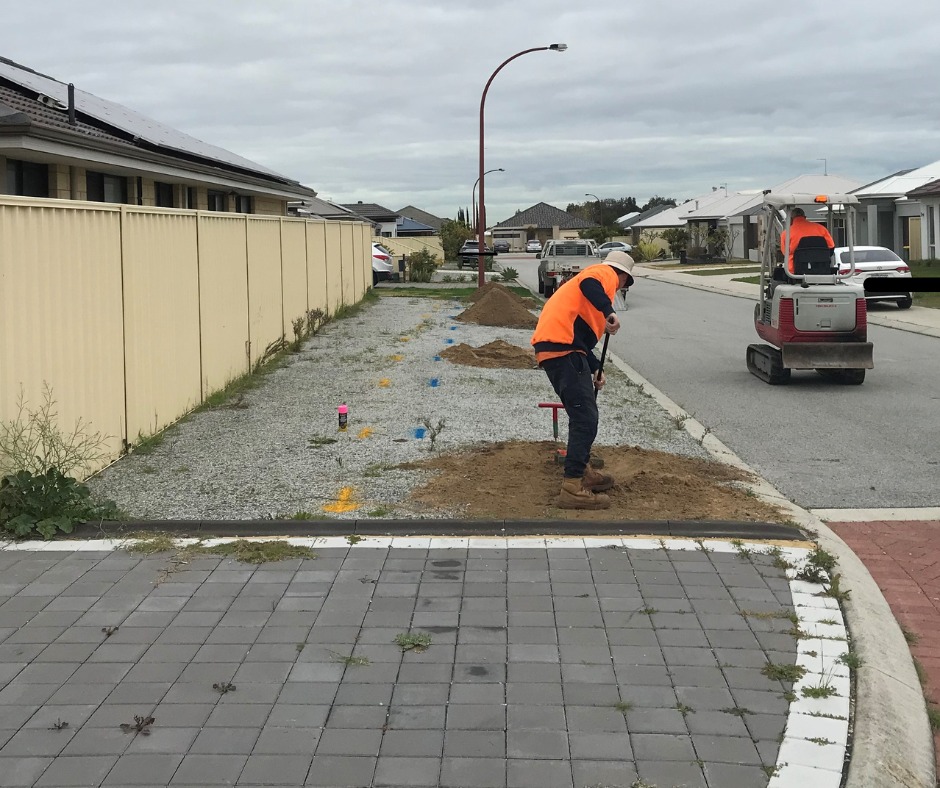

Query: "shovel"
left=594, top=332, right=610, bottom=400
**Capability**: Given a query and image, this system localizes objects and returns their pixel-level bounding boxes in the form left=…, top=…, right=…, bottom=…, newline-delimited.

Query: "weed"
left=119, top=714, right=155, bottom=735
left=801, top=680, right=838, bottom=699
left=820, top=618, right=838, bottom=626
left=347, top=535, right=363, bottom=546
left=796, top=546, right=837, bottom=584
left=613, top=701, right=633, bottom=714
left=363, top=463, right=396, bottom=478
left=133, top=430, right=164, bottom=456
left=198, top=540, right=318, bottom=564
left=927, top=705, right=940, bottom=731
left=902, top=627, right=919, bottom=645
left=672, top=413, right=689, bottom=430
left=212, top=681, right=236, bottom=694
left=0, top=384, right=110, bottom=476
left=421, top=417, right=446, bottom=450
left=395, top=631, right=432, bottom=652
left=631, top=780, right=657, bottom=788
left=367, top=506, right=394, bottom=518
left=639, top=607, right=658, bottom=616
left=124, top=533, right=177, bottom=555
left=731, top=539, right=753, bottom=559
left=140, top=464, right=157, bottom=474
left=807, top=711, right=847, bottom=721
left=784, top=625, right=809, bottom=640
left=330, top=650, right=370, bottom=667
left=762, top=662, right=807, bottom=682
left=48, top=718, right=69, bottom=731
left=782, top=690, right=797, bottom=702
left=173, top=465, right=190, bottom=474
left=765, top=546, right=794, bottom=570
left=762, top=764, right=783, bottom=778
left=675, top=703, right=695, bottom=716
left=807, top=737, right=836, bottom=746
left=295, top=643, right=305, bottom=653
left=101, top=626, right=119, bottom=639
left=740, top=609, right=798, bottom=625
left=721, top=706, right=752, bottom=717
left=308, top=436, right=338, bottom=447
left=823, top=573, right=850, bottom=602
left=693, top=539, right=712, bottom=553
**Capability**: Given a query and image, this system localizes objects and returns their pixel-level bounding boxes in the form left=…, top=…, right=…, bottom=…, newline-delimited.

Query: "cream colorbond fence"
left=0, top=196, right=372, bottom=475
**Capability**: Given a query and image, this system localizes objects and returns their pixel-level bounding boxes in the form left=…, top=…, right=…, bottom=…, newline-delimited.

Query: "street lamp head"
left=549, top=43, right=568, bottom=52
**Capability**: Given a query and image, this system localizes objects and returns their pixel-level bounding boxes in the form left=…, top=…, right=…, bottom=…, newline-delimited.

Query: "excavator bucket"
left=781, top=342, right=874, bottom=370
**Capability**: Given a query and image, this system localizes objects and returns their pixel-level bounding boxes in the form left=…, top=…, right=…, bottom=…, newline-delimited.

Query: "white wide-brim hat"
left=605, top=250, right=636, bottom=280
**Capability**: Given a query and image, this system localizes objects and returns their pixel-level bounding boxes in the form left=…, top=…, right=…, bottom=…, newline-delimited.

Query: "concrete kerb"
left=606, top=349, right=936, bottom=788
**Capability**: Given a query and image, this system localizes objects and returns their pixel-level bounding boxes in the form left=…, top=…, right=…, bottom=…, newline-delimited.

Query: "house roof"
left=492, top=202, right=591, bottom=230
left=684, top=191, right=764, bottom=221
left=0, top=57, right=317, bottom=199
left=395, top=205, right=444, bottom=231
left=906, top=178, right=940, bottom=199
left=851, top=160, right=940, bottom=199
left=396, top=216, right=434, bottom=233
left=632, top=192, right=728, bottom=228
left=290, top=197, right=359, bottom=221
left=340, top=202, right=399, bottom=222
left=615, top=211, right=640, bottom=225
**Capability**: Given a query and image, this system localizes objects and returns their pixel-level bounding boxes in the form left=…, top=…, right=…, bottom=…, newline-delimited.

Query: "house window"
left=5, top=159, right=49, bottom=197
left=928, top=206, right=936, bottom=259
left=235, top=194, right=252, bottom=214
left=207, top=190, right=226, bottom=212
left=86, top=171, right=127, bottom=204
left=179, top=186, right=197, bottom=209
left=154, top=182, right=174, bottom=208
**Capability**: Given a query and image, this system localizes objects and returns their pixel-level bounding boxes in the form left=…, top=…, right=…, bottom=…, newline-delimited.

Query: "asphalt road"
left=505, top=254, right=940, bottom=510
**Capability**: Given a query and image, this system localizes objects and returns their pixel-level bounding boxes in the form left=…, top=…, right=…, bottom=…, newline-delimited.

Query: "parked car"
left=597, top=241, right=633, bottom=257
left=493, top=240, right=511, bottom=253
left=525, top=239, right=542, bottom=253
left=834, top=246, right=912, bottom=309
left=372, top=242, right=394, bottom=285
left=457, top=239, right=494, bottom=269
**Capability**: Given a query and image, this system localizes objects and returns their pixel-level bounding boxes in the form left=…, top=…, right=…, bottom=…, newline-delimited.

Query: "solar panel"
left=0, top=60, right=285, bottom=179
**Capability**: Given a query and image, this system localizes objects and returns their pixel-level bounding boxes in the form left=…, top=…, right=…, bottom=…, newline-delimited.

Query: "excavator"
left=747, top=192, right=874, bottom=385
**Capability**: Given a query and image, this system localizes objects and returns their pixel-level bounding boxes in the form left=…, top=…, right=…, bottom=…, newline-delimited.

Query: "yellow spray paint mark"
left=399, top=336, right=410, bottom=342
left=322, top=486, right=359, bottom=513
left=378, top=379, right=391, bottom=388
left=390, top=354, right=404, bottom=362
left=357, top=427, right=373, bottom=439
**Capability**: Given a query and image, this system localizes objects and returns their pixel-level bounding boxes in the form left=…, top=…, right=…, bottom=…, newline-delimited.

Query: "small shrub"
left=407, top=249, right=439, bottom=283
left=499, top=266, right=519, bottom=281
left=0, top=467, right=121, bottom=540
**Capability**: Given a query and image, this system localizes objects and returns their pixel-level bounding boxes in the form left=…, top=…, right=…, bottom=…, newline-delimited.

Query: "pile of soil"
left=440, top=339, right=537, bottom=369
left=469, top=281, right=541, bottom=310
left=404, top=440, right=787, bottom=522
left=457, top=285, right=538, bottom=329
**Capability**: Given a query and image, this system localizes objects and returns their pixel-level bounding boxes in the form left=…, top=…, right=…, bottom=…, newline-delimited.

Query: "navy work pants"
left=540, top=352, right=598, bottom=479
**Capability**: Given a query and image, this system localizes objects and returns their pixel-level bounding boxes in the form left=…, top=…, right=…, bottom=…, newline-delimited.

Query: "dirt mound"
left=405, top=440, right=788, bottom=522
left=440, top=340, right=537, bottom=369
left=468, top=281, right=540, bottom=310
left=457, top=286, right=538, bottom=329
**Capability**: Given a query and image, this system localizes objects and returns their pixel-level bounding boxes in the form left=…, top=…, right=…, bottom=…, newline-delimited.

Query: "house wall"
left=919, top=200, right=940, bottom=260
left=378, top=236, right=446, bottom=263
left=0, top=196, right=372, bottom=476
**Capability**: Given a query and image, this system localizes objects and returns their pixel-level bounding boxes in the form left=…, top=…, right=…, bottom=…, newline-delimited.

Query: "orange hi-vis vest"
left=780, top=217, right=835, bottom=273
left=531, top=265, right=620, bottom=366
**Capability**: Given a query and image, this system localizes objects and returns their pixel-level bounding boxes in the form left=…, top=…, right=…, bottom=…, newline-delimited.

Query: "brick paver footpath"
left=0, top=539, right=812, bottom=787
left=828, top=519, right=940, bottom=778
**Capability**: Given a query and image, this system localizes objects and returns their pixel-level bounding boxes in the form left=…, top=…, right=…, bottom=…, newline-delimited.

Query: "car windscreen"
left=837, top=249, right=902, bottom=264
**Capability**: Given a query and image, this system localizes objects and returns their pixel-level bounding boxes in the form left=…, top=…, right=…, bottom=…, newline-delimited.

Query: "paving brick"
left=439, top=756, right=506, bottom=788
left=506, top=758, right=573, bottom=788
left=571, top=759, right=638, bottom=788
left=124, top=726, right=200, bottom=754
left=164, top=753, right=244, bottom=785
left=380, top=730, right=444, bottom=758
left=238, top=754, right=312, bottom=785
left=205, top=703, right=274, bottom=728
left=303, top=755, right=376, bottom=786
left=631, top=732, right=698, bottom=761
left=386, top=704, right=445, bottom=730
left=0, top=727, right=75, bottom=757
left=636, top=759, right=708, bottom=787
left=691, top=733, right=762, bottom=765
left=0, top=756, right=54, bottom=787
left=103, top=753, right=184, bottom=784
left=251, top=727, right=320, bottom=755
left=448, top=683, right=504, bottom=705
left=703, top=761, right=770, bottom=787
left=564, top=706, right=627, bottom=734
left=507, top=729, right=568, bottom=759
left=190, top=728, right=261, bottom=754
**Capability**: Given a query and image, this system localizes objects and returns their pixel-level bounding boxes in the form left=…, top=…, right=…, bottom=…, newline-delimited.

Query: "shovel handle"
left=594, top=333, right=610, bottom=400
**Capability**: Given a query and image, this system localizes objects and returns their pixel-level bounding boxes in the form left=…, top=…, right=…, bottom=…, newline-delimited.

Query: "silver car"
left=834, top=246, right=912, bottom=309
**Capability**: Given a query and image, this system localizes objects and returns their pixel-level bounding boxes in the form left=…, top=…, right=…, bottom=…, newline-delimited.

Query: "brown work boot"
left=583, top=465, right=615, bottom=492
left=558, top=478, right=610, bottom=510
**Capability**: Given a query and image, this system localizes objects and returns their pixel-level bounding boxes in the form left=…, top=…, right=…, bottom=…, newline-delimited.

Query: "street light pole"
left=585, top=192, right=601, bottom=230
left=473, top=168, right=504, bottom=232
left=478, top=43, right=567, bottom=287
left=817, top=158, right=828, bottom=176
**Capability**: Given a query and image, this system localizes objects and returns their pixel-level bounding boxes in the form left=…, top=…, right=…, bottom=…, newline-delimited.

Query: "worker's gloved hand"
left=593, top=370, right=606, bottom=390
left=605, top=313, right=621, bottom=335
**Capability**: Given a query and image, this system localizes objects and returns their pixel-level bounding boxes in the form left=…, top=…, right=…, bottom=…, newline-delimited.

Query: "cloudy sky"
left=5, top=1, right=939, bottom=222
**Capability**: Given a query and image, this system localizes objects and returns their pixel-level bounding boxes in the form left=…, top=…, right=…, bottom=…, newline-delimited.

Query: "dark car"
left=493, top=240, right=511, bottom=253
left=457, top=239, right=494, bottom=269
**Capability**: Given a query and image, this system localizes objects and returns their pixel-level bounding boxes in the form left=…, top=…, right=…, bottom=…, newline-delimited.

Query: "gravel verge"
left=87, top=293, right=712, bottom=520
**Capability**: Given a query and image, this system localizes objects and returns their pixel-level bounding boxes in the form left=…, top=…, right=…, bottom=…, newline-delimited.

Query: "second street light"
left=473, top=168, right=504, bottom=232
left=477, top=43, right=567, bottom=286
left=585, top=192, right=602, bottom=229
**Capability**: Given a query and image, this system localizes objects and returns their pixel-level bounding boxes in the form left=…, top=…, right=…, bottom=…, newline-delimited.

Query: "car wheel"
left=372, top=271, right=379, bottom=286
left=898, top=295, right=913, bottom=310
left=537, top=277, right=544, bottom=294
left=544, top=282, right=555, bottom=298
